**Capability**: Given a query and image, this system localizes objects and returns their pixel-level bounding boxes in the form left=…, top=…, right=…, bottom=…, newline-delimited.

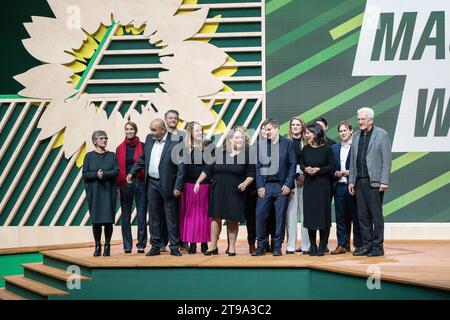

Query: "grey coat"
left=348, top=126, right=392, bottom=187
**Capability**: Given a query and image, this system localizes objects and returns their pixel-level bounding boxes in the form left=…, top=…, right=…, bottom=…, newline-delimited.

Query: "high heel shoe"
left=188, top=243, right=197, bottom=254
left=203, top=248, right=218, bottom=256
left=103, top=243, right=111, bottom=256
left=228, top=252, right=236, bottom=256
left=93, top=243, right=102, bottom=257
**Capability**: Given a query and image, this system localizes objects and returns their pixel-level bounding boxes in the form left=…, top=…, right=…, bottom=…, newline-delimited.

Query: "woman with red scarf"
left=116, top=121, right=146, bottom=254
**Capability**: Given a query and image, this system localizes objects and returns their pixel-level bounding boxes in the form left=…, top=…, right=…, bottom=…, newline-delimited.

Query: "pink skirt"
left=179, top=183, right=212, bottom=243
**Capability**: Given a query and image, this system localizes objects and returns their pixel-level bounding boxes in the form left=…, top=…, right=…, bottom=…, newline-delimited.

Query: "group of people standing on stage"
left=82, top=107, right=392, bottom=258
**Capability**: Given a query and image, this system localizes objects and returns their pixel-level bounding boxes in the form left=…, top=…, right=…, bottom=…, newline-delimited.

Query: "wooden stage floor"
left=41, top=240, right=450, bottom=292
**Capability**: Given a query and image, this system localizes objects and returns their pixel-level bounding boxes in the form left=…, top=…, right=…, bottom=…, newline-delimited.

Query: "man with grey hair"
left=348, top=107, right=392, bottom=257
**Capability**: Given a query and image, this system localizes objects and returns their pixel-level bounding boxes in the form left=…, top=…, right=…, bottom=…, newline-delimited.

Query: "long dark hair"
left=306, top=123, right=326, bottom=146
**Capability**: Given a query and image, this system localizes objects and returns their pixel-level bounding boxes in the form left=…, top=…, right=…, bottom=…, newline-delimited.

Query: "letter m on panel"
left=415, top=89, right=450, bottom=137
left=371, top=12, right=417, bottom=61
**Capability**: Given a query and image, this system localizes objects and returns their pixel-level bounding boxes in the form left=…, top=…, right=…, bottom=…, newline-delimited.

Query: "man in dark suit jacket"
left=252, top=119, right=296, bottom=256
left=127, top=119, right=184, bottom=256
left=331, top=121, right=363, bottom=255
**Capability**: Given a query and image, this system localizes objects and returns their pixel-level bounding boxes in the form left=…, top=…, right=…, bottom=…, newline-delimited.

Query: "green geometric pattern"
left=266, top=0, right=450, bottom=222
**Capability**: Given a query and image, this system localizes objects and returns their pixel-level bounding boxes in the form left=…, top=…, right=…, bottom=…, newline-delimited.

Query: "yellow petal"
left=66, top=61, right=86, bottom=74
left=204, top=108, right=226, bottom=135
left=52, top=129, right=65, bottom=149
left=221, top=84, right=234, bottom=92
left=94, top=24, right=109, bottom=41
left=213, top=55, right=237, bottom=78
left=125, top=24, right=145, bottom=35
left=71, top=74, right=82, bottom=87
left=75, top=144, right=87, bottom=168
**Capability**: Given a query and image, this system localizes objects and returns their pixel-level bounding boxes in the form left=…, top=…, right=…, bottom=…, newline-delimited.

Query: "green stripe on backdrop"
left=328, top=92, right=402, bottom=140
left=268, top=31, right=361, bottom=92
left=329, top=13, right=364, bottom=40
left=266, top=0, right=293, bottom=15
left=383, top=171, right=450, bottom=217
left=279, top=76, right=392, bottom=135
left=391, top=152, right=429, bottom=173
left=266, top=0, right=363, bottom=56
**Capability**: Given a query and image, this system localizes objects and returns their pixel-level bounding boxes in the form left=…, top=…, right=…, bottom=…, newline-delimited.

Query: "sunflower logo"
left=14, top=0, right=234, bottom=164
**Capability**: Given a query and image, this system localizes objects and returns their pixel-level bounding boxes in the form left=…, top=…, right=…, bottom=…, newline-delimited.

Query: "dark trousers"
left=245, top=192, right=257, bottom=246
left=334, top=183, right=362, bottom=247
left=120, top=180, right=147, bottom=251
left=147, top=178, right=180, bottom=251
left=255, top=182, right=289, bottom=249
left=355, top=178, right=384, bottom=250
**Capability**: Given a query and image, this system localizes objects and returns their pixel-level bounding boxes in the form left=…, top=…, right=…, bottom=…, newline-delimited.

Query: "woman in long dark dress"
left=116, top=122, right=146, bottom=254
left=194, top=126, right=255, bottom=256
left=83, top=130, right=119, bottom=257
left=300, top=123, right=334, bottom=256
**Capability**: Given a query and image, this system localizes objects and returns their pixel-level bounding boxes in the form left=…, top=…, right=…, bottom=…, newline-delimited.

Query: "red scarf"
left=117, top=137, right=144, bottom=187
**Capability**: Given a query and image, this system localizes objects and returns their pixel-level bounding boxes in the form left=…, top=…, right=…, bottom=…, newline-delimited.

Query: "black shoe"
left=204, top=248, right=218, bottom=256
left=302, top=251, right=310, bottom=255
left=228, top=252, right=236, bottom=256
left=367, top=248, right=384, bottom=257
left=295, top=247, right=302, bottom=253
left=309, top=244, right=318, bottom=256
left=137, top=248, right=145, bottom=254
left=103, top=244, right=111, bottom=256
left=317, top=246, right=325, bottom=256
left=286, top=250, right=295, bottom=254
left=352, top=246, right=364, bottom=255
left=201, top=243, right=208, bottom=254
left=124, top=250, right=132, bottom=254
left=170, top=249, right=182, bottom=256
left=273, top=248, right=282, bottom=256
left=180, top=243, right=189, bottom=251
left=93, top=243, right=101, bottom=257
left=146, top=247, right=160, bottom=256
left=251, top=247, right=265, bottom=256
left=353, top=247, right=371, bottom=256
left=188, top=243, right=197, bottom=254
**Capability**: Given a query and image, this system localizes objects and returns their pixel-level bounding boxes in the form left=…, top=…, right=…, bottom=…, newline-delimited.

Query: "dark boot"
left=188, top=243, right=197, bottom=254
left=103, top=243, right=111, bottom=256
left=93, top=243, right=102, bottom=257
left=309, top=243, right=318, bottom=256
left=200, top=243, right=208, bottom=254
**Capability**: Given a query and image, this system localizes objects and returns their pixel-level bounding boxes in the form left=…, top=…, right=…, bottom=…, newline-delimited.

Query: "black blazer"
left=130, top=132, right=184, bottom=199
left=255, top=136, right=297, bottom=190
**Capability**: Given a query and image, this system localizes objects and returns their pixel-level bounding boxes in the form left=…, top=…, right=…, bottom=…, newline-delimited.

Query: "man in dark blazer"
left=252, top=119, right=297, bottom=256
left=331, top=121, right=363, bottom=255
left=349, top=107, right=392, bottom=257
left=127, top=119, right=184, bottom=256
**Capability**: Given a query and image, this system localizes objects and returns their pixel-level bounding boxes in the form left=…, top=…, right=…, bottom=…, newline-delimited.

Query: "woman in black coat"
left=83, top=130, right=119, bottom=257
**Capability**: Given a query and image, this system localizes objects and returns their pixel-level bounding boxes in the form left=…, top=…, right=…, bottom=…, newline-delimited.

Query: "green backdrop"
left=0, top=0, right=449, bottom=223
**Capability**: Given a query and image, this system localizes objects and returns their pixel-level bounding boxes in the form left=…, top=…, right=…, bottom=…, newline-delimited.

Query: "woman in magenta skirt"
left=179, top=122, right=211, bottom=254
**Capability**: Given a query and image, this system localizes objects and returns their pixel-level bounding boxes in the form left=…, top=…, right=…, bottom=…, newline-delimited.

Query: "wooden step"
left=23, top=263, right=91, bottom=282
left=0, top=288, right=27, bottom=300
left=3, top=275, right=69, bottom=297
